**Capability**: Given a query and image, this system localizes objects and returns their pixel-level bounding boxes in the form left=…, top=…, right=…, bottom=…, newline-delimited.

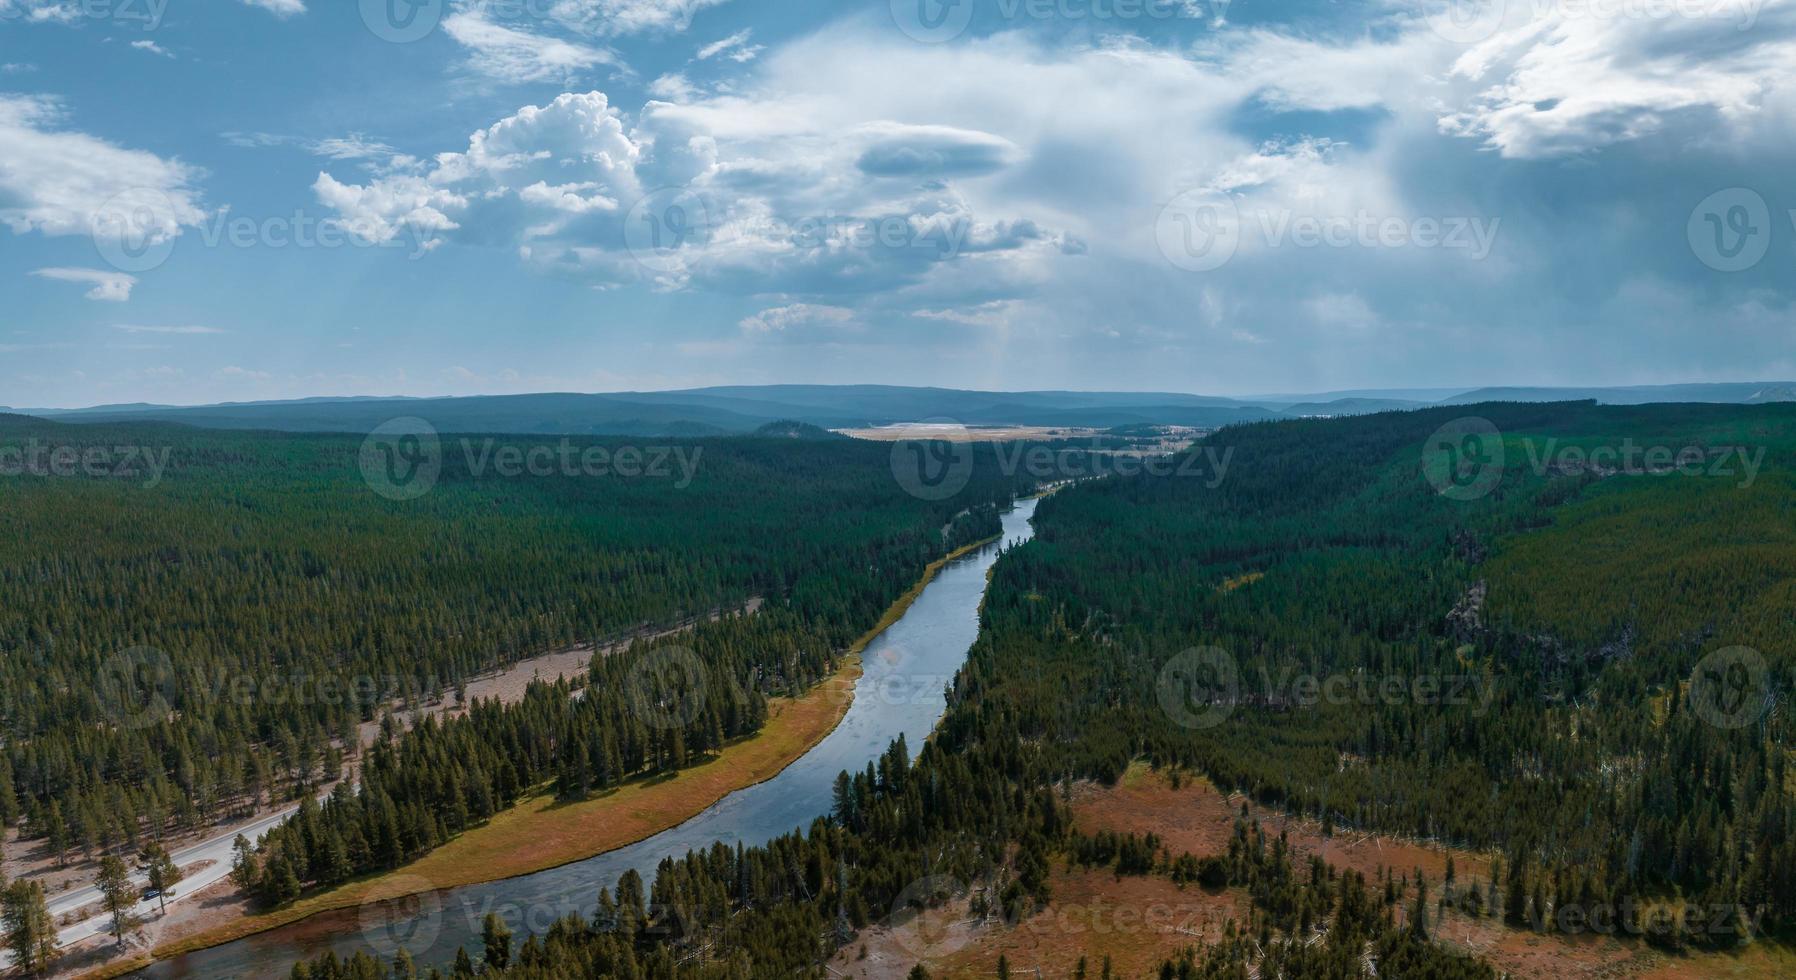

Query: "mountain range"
left=6, top=382, right=1794, bottom=437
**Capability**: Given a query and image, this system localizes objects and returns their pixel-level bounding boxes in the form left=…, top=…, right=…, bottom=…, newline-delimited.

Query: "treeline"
left=0, top=414, right=1026, bottom=867
left=235, top=610, right=803, bottom=903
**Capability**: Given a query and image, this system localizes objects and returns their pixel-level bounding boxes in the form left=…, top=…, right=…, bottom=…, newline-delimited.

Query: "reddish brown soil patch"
left=1069, top=767, right=1490, bottom=888
left=1060, top=765, right=1789, bottom=980
left=830, top=867, right=1243, bottom=979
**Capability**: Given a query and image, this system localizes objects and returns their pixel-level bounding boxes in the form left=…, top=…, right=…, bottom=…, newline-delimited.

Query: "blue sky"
left=2, top=0, right=1793, bottom=407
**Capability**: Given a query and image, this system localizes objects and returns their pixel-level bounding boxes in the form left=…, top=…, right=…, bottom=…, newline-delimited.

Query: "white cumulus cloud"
left=0, top=95, right=206, bottom=246
left=443, top=9, right=624, bottom=84
left=31, top=267, right=137, bottom=302
left=696, top=28, right=760, bottom=62
left=1435, top=1, right=1796, bottom=158
left=543, top=0, right=733, bottom=37
left=239, top=0, right=304, bottom=17
left=739, top=303, right=854, bottom=333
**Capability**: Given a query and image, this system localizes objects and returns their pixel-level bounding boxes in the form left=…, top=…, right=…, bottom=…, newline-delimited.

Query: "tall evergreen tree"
left=1, top=879, right=58, bottom=975
left=96, top=855, right=138, bottom=946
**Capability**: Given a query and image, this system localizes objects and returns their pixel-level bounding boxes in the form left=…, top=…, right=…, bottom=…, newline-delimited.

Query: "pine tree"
left=482, top=912, right=513, bottom=970
left=231, top=834, right=261, bottom=891
left=96, top=855, right=138, bottom=946
left=143, top=841, right=184, bottom=914
left=558, top=741, right=591, bottom=802
left=832, top=771, right=857, bottom=827
left=2, top=879, right=59, bottom=974
left=0, top=760, right=19, bottom=827
left=44, top=802, right=69, bottom=867
left=1504, top=855, right=1528, bottom=926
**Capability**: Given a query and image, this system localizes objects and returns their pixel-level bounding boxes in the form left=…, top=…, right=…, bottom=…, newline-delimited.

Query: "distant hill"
left=1279, top=397, right=1429, bottom=417
left=629, top=385, right=1257, bottom=428
left=1242, top=387, right=1475, bottom=407
left=753, top=420, right=849, bottom=440
left=24, top=381, right=1796, bottom=437
left=40, top=393, right=758, bottom=438
left=22, top=386, right=1283, bottom=436
left=1439, top=382, right=1796, bottom=406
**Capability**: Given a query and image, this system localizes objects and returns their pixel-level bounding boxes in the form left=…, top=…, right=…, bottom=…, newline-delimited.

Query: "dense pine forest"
left=981, top=399, right=1795, bottom=947
left=11, top=401, right=1793, bottom=978
left=0, top=414, right=1031, bottom=871
left=282, top=400, right=1792, bottom=979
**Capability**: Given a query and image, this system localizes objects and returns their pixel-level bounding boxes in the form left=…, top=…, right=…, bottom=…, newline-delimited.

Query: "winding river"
left=143, top=496, right=1038, bottom=978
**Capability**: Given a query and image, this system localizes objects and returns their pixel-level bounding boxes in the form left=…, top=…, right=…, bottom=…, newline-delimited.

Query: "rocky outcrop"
left=1447, top=581, right=1488, bottom=643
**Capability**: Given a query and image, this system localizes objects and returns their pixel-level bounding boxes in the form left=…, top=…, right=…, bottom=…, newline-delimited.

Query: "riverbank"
left=9, top=597, right=769, bottom=970
left=89, top=532, right=1003, bottom=979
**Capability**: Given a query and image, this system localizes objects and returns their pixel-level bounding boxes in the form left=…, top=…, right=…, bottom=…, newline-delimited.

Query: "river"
left=142, top=495, right=1038, bottom=978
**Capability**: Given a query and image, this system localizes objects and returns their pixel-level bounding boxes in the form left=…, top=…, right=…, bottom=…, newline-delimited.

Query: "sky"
left=1, top=0, right=1794, bottom=408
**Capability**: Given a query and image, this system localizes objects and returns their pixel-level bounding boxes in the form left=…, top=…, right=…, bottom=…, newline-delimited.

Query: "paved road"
left=0, top=802, right=304, bottom=970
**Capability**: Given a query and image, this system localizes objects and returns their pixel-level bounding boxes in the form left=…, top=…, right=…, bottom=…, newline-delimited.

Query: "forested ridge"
left=0, top=415, right=1031, bottom=874
left=981, top=400, right=1796, bottom=947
